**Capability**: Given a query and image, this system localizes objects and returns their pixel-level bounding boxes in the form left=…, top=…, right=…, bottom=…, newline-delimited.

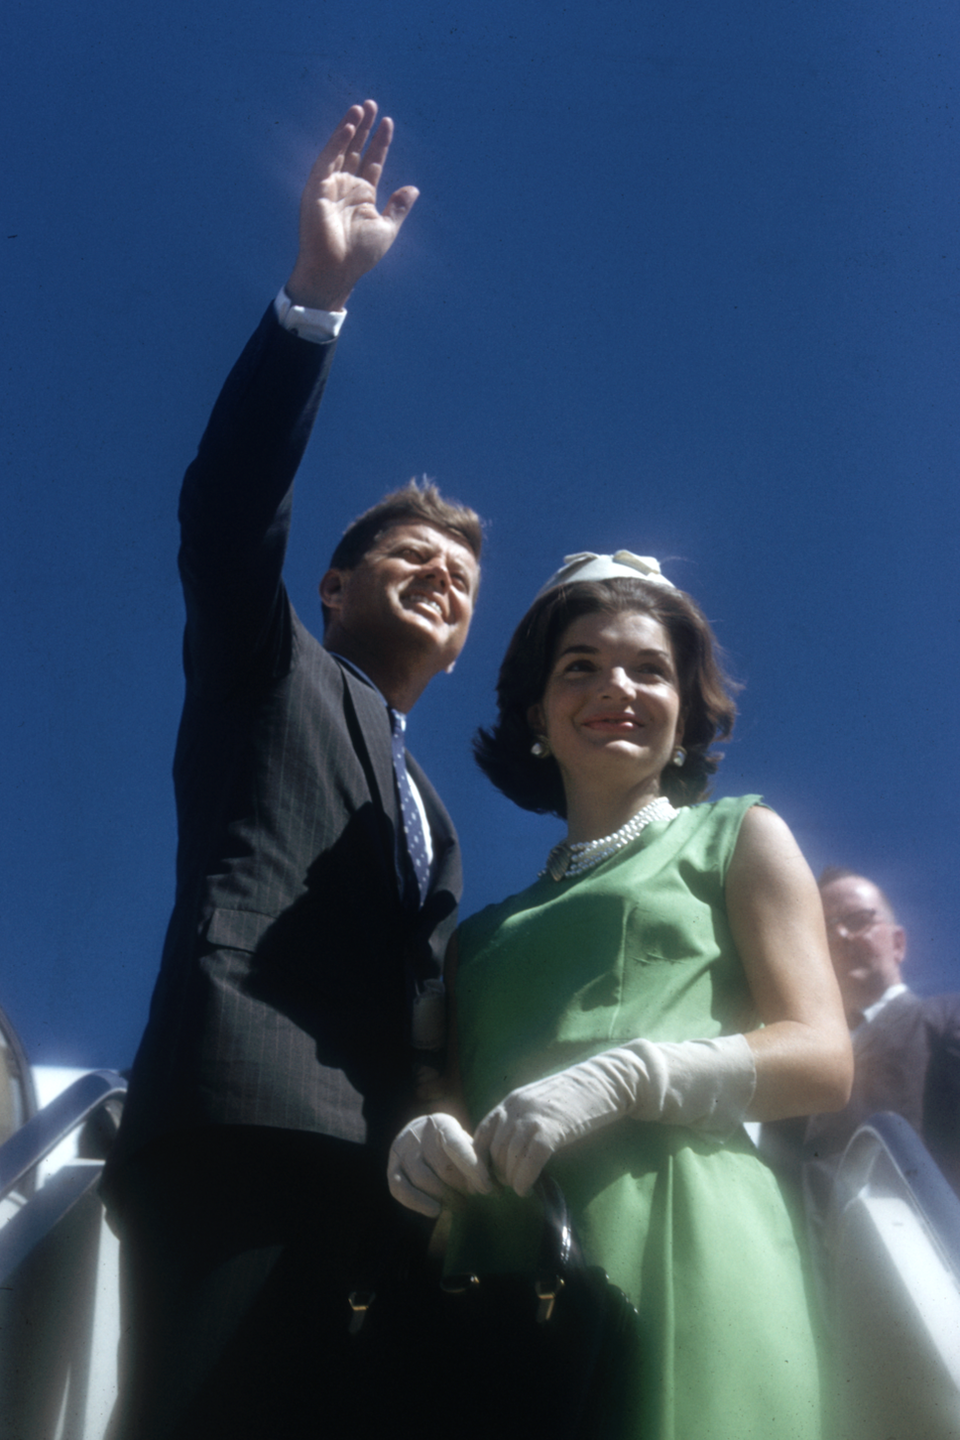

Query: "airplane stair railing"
left=0, top=999, right=38, bottom=1155
left=827, top=1111, right=960, bottom=1439
left=0, top=1069, right=128, bottom=1440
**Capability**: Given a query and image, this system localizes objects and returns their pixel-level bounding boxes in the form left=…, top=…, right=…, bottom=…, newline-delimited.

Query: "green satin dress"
left=449, top=796, right=826, bottom=1440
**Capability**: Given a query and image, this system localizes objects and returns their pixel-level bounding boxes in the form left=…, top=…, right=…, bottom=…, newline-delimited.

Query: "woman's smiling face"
left=529, top=608, right=685, bottom=812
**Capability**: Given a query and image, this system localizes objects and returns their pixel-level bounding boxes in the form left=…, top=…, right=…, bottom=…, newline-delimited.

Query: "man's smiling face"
left=320, top=522, right=480, bottom=673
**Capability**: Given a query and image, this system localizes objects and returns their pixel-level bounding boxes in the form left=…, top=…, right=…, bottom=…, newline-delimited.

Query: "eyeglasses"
left=825, top=908, right=885, bottom=938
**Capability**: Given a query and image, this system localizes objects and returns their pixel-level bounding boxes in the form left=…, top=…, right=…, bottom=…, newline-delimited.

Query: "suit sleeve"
left=177, top=305, right=338, bottom=692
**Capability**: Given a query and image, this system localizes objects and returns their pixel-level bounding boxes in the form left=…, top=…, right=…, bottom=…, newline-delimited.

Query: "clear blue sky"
left=3, top=0, right=958, bottom=1067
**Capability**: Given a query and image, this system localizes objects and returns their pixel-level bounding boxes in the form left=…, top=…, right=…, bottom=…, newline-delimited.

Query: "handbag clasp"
left=534, top=1275, right=564, bottom=1323
left=347, top=1289, right=376, bottom=1335
left=440, top=1272, right=481, bottom=1295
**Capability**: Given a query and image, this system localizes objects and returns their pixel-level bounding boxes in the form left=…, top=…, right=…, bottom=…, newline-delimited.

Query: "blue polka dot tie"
left=389, top=708, right=430, bottom=910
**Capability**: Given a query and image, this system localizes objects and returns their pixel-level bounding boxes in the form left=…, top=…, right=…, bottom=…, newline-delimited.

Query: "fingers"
left=343, top=100, right=378, bottom=174
left=304, top=102, right=414, bottom=220
left=472, top=1107, right=505, bottom=1178
left=473, top=1107, right=549, bottom=1198
left=435, top=1118, right=495, bottom=1194
left=330, top=102, right=388, bottom=185
left=387, top=1149, right=445, bottom=1218
left=382, top=185, right=420, bottom=229
left=387, top=1115, right=493, bottom=1218
left=308, top=99, right=378, bottom=186
left=310, top=103, right=366, bottom=182
left=358, top=113, right=393, bottom=187
left=508, top=1149, right=548, bottom=1198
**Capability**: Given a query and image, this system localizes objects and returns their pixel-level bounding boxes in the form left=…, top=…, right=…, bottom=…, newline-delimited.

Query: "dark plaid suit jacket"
left=109, top=307, right=461, bottom=1178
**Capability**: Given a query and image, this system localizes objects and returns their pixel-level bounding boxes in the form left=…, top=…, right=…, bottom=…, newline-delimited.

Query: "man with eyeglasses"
left=763, top=868, right=960, bottom=1206
left=819, top=868, right=909, bottom=1029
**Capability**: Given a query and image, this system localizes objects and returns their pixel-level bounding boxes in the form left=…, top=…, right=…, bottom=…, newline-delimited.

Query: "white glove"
left=473, top=1034, right=756, bottom=1197
left=387, top=1113, right=494, bottom=1218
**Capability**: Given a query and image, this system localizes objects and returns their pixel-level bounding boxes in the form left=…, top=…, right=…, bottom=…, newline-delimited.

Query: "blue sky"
left=3, top=0, right=958, bottom=1067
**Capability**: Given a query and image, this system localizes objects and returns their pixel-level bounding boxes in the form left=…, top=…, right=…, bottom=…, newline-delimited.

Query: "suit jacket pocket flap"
left=204, top=907, right=275, bottom=953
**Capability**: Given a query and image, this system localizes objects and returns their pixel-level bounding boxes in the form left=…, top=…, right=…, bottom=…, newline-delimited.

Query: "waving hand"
left=286, top=100, right=419, bottom=312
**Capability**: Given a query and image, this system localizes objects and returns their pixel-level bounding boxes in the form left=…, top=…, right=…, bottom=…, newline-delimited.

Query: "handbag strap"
left=534, top=1173, right=586, bottom=1274
left=529, top=1175, right=589, bottom=1323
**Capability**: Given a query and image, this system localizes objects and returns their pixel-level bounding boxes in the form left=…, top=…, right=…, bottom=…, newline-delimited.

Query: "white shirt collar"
left=857, top=982, right=909, bottom=1030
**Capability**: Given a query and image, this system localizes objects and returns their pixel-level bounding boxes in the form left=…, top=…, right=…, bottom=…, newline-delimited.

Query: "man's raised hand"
left=286, top=100, right=419, bottom=312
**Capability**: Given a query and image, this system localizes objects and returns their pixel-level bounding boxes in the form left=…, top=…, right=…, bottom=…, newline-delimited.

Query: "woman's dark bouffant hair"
left=473, top=577, right=739, bottom=817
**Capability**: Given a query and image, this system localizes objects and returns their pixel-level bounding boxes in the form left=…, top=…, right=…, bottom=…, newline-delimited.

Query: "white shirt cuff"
left=274, top=287, right=347, bottom=342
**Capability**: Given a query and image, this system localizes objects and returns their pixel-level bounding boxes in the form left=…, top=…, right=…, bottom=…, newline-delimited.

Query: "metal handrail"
left=833, top=1110, right=960, bottom=1279
left=0, top=1070, right=127, bottom=1203
left=0, top=1000, right=39, bottom=1129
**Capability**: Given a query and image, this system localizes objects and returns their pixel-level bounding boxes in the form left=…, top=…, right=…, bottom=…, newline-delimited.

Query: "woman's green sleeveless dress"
left=449, top=796, right=826, bottom=1440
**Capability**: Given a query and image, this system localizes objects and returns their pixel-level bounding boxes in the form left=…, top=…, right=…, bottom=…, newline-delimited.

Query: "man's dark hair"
left=473, top=577, right=739, bottom=817
left=328, top=479, right=483, bottom=571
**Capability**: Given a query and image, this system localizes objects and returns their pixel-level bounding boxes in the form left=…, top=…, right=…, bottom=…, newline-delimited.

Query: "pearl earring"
left=531, top=738, right=551, bottom=758
left=672, top=746, right=687, bottom=767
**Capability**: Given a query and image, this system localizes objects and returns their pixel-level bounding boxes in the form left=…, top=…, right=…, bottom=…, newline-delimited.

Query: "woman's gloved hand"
left=473, top=1035, right=756, bottom=1196
left=387, top=1112, right=494, bottom=1217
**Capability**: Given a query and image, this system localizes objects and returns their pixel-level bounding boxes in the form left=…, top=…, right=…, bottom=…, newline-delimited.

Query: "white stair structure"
left=826, top=1111, right=960, bottom=1439
left=0, top=1063, right=127, bottom=1440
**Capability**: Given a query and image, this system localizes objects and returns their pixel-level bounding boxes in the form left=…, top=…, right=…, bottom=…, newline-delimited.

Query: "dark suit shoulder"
left=916, top=991, right=960, bottom=1030
left=869, top=990, right=960, bottom=1046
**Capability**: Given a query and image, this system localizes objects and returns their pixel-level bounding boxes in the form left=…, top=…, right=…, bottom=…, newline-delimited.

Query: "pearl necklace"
left=541, top=796, right=679, bottom=881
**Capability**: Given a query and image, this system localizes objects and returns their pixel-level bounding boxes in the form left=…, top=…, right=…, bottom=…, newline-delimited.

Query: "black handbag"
left=344, top=1174, right=643, bottom=1439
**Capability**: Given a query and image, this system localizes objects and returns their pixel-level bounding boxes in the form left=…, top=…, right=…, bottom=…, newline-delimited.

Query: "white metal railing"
left=0, top=1069, right=127, bottom=1440
left=827, top=1111, right=960, bottom=1439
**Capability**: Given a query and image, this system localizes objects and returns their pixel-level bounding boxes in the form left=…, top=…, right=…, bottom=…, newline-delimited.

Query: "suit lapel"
left=337, top=663, right=460, bottom=922
left=336, top=663, right=407, bottom=915
left=337, top=664, right=397, bottom=820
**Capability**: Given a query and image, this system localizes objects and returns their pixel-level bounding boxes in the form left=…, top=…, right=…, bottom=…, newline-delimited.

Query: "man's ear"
left=319, top=568, right=345, bottom=613
left=893, top=925, right=907, bottom=969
